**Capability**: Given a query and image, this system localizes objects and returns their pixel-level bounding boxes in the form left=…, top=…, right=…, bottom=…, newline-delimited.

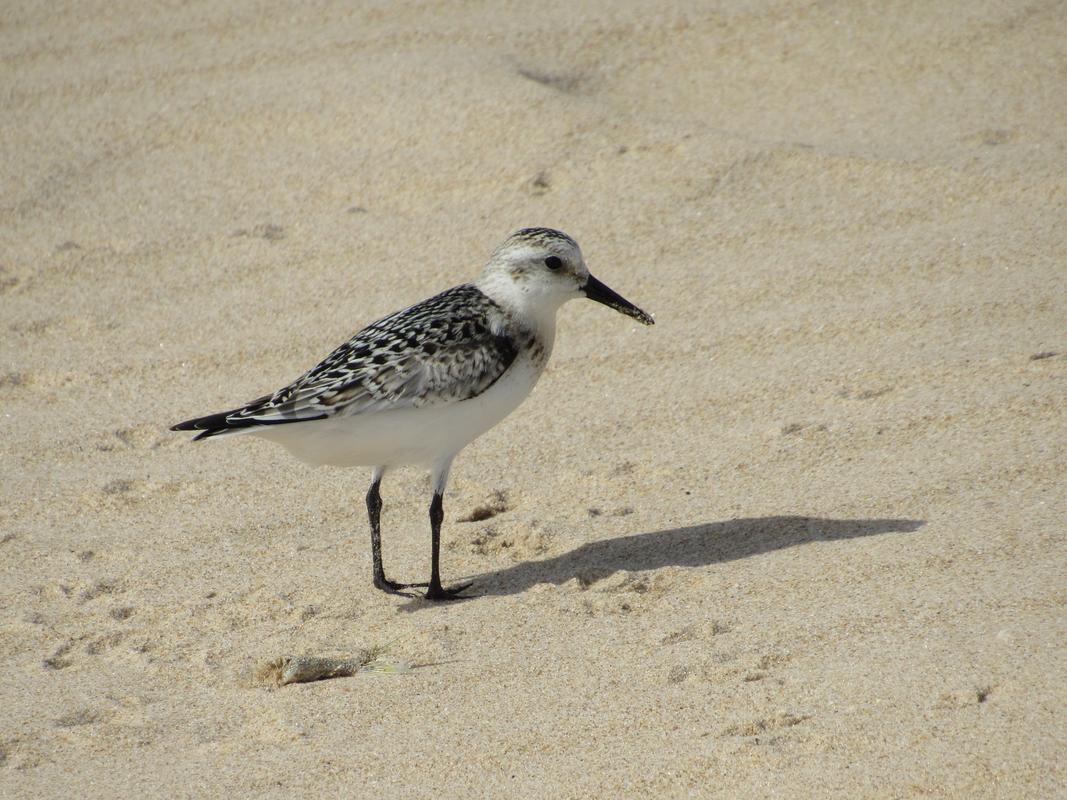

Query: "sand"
left=2, top=1, right=1065, bottom=797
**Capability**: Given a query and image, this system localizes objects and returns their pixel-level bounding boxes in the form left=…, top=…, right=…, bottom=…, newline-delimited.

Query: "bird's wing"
left=172, top=285, right=519, bottom=437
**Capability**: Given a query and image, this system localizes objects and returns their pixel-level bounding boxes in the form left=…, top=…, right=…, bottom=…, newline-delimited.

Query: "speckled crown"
left=506, top=227, right=578, bottom=249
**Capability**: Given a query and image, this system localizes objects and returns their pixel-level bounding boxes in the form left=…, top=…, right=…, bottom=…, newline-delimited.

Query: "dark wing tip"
left=171, top=404, right=328, bottom=439
left=171, top=392, right=279, bottom=436
left=172, top=410, right=233, bottom=432
left=170, top=409, right=254, bottom=439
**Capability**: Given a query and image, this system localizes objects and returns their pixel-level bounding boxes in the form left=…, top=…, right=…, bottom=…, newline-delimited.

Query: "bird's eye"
left=544, top=256, right=563, bottom=271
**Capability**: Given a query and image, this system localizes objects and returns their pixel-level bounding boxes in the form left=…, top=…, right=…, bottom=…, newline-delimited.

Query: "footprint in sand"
left=937, top=685, right=993, bottom=709
left=721, top=713, right=810, bottom=738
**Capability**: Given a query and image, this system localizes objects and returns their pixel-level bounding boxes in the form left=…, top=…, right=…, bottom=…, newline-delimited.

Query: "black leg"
left=424, top=491, right=472, bottom=601
left=427, top=492, right=443, bottom=592
left=366, top=475, right=421, bottom=595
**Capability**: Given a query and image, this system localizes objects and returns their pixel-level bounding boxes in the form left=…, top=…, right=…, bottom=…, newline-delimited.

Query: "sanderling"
left=172, top=227, right=653, bottom=600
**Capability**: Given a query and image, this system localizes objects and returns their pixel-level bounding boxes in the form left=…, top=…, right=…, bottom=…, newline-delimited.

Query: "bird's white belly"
left=252, top=355, right=544, bottom=468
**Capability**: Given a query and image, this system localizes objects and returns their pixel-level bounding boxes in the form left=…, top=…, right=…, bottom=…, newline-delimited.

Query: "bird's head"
left=479, top=227, right=654, bottom=326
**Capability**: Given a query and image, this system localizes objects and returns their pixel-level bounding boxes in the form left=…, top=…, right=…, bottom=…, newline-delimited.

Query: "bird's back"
left=172, top=284, right=535, bottom=444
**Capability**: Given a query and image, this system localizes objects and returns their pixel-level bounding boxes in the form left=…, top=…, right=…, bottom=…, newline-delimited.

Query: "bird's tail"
left=171, top=396, right=274, bottom=441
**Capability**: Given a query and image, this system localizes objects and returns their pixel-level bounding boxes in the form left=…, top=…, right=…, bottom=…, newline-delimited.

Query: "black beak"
left=582, top=274, right=655, bottom=326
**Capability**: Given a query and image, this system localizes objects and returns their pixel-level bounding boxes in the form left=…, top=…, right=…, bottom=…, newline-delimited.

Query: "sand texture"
left=2, top=1, right=1065, bottom=797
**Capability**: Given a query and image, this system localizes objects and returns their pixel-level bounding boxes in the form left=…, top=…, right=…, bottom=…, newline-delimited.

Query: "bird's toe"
left=423, top=581, right=475, bottom=601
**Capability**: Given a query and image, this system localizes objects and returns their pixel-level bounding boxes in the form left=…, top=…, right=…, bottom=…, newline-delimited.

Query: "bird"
left=171, top=227, right=654, bottom=600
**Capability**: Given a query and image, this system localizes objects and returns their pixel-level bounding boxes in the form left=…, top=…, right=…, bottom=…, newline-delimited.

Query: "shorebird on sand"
left=172, top=227, right=654, bottom=600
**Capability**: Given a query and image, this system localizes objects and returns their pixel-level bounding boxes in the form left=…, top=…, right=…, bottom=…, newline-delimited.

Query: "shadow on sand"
left=403, top=516, right=924, bottom=608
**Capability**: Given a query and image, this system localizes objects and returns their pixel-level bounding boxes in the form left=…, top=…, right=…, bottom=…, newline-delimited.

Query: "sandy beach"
left=2, top=1, right=1065, bottom=796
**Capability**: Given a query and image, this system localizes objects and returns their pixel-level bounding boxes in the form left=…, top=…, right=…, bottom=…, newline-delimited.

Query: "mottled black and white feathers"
left=172, top=284, right=521, bottom=440
left=496, top=227, right=577, bottom=251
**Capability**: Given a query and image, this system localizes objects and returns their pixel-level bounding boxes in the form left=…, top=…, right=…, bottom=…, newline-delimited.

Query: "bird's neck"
left=474, top=274, right=562, bottom=347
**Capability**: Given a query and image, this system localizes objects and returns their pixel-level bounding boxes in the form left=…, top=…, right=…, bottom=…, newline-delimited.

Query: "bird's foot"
left=373, top=575, right=424, bottom=596
left=423, top=581, right=474, bottom=602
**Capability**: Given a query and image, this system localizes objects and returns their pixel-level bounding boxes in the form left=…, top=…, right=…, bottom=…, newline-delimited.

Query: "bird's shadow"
left=400, top=515, right=924, bottom=609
